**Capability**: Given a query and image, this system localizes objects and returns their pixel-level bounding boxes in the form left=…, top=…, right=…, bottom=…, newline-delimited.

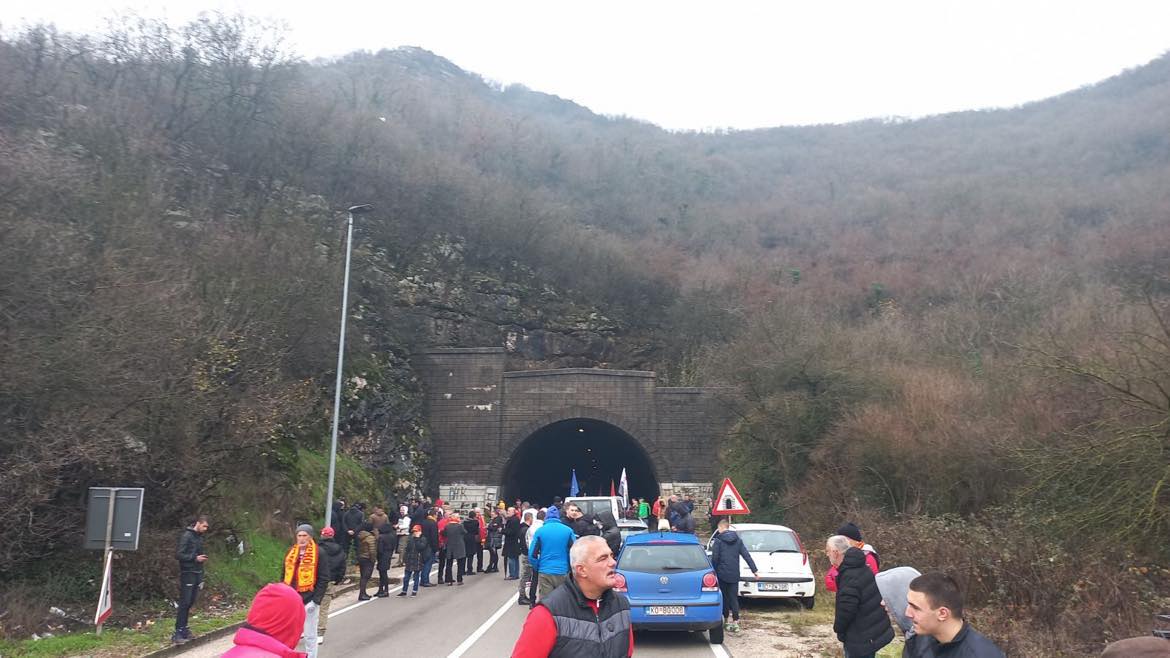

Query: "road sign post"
left=85, top=487, right=145, bottom=634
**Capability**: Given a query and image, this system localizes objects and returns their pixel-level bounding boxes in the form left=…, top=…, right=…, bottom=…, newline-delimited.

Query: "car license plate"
left=646, top=605, right=685, bottom=615
left=759, top=582, right=788, bottom=591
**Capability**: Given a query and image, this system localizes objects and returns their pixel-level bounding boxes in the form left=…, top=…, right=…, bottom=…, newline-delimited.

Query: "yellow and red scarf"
left=282, top=541, right=318, bottom=593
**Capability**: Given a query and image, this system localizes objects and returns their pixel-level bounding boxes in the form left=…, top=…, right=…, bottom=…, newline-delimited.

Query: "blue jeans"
left=506, top=556, right=519, bottom=579
left=420, top=553, right=436, bottom=585
left=403, top=569, right=421, bottom=592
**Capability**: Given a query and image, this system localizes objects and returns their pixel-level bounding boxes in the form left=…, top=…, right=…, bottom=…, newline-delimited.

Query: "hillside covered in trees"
left=1, top=15, right=1168, bottom=655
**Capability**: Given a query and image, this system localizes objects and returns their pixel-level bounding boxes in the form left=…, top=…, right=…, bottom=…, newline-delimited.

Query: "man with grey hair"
left=512, top=535, right=632, bottom=657
left=826, top=535, right=894, bottom=658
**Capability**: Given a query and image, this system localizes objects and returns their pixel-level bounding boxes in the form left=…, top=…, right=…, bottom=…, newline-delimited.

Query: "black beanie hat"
left=837, top=522, right=863, bottom=542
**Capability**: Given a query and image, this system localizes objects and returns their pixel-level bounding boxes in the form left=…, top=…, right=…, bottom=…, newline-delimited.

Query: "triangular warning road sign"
left=712, top=478, right=750, bottom=515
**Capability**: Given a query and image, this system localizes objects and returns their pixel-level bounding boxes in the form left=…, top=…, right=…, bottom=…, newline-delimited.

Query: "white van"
left=564, top=496, right=624, bottom=523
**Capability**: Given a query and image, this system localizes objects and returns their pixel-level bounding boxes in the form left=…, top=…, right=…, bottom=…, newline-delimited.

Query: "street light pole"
left=324, top=203, right=373, bottom=531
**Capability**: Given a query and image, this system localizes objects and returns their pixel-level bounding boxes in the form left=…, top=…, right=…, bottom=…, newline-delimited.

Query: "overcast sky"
left=5, top=1, right=1170, bottom=130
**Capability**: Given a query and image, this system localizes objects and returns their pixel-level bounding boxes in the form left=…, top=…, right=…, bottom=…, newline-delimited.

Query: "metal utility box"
left=84, top=487, right=145, bottom=551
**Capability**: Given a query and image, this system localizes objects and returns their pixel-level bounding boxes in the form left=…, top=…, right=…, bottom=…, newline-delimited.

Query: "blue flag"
left=569, top=469, right=579, bottom=497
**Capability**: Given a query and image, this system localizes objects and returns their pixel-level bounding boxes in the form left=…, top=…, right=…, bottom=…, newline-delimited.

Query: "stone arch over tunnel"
left=498, top=416, right=660, bottom=507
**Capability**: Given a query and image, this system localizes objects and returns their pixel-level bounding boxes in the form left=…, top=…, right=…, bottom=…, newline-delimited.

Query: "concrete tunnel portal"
left=418, top=348, right=726, bottom=511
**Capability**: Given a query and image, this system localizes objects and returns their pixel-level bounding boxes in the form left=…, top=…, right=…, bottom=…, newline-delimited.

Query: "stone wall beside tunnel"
left=417, top=347, right=727, bottom=508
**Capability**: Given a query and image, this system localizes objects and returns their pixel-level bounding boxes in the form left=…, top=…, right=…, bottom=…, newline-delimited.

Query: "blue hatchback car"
left=615, top=531, right=724, bottom=644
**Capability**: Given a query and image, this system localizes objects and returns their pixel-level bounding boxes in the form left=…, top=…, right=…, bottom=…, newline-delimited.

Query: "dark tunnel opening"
left=501, top=418, right=659, bottom=507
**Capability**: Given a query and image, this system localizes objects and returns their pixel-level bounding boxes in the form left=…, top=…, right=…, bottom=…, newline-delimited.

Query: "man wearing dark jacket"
left=463, top=510, right=483, bottom=575
left=710, top=518, right=758, bottom=632
left=342, top=502, right=365, bottom=565
left=827, top=535, right=894, bottom=658
left=172, top=516, right=208, bottom=645
left=902, top=572, right=1005, bottom=658
left=443, top=512, right=468, bottom=584
left=419, top=510, right=439, bottom=587
left=330, top=499, right=346, bottom=540
left=316, top=526, right=346, bottom=645
left=502, top=508, right=524, bottom=580
left=596, top=511, right=623, bottom=557
left=564, top=504, right=596, bottom=538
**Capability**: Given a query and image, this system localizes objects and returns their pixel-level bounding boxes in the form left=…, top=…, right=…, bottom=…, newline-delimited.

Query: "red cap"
left=245, top=583, right=306, bottom=649
left=412, top=524, right=422, bottom=532
left=320, top=527, right=335, bottom=538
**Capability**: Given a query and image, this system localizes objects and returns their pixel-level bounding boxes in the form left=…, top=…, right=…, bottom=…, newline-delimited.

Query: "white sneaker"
left=317, top=636, right=325, bottom=645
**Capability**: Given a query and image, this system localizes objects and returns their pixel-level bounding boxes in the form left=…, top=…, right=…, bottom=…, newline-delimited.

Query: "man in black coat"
left=342, top=502, right=366, bottom=564
left=418, top=509, right=439, bottom=587
left=827, top=535, right=894, bottom=658
left=462, top=510, right=483, bottom=575
left=172, top=516, right=208, bottom=645
left=903, top=572, right=1005, bottom=658
left=502, top=507, right=523, bottom=580
left=316, top=526, right=346, bottom=645
left=330, top=499, right=347, bottom=560
left=564, top=503, right=597, bottom=537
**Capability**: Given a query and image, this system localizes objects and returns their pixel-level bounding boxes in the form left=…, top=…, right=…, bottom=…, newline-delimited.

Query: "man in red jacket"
left=512, top=535, right=633, bottom=657
left=824, top=522, right=878, bottom=592
left=436, top=512, right=452, bottom=584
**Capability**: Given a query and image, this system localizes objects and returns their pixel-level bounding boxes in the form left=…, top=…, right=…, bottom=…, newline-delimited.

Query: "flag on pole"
left=94, top=550, right=113, bottom=627
left=569, top=469, right=579, bottom=497
left=618, top=468, right=629, bottom=508
left=610, top=479, right=616, bottom=497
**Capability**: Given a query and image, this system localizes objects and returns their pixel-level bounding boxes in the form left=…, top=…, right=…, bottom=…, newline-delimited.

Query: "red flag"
left=610, top=480, right=616, bottom=496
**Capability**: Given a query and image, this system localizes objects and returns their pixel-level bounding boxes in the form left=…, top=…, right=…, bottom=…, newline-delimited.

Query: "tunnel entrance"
left=501, top=418, right=659, bottom=507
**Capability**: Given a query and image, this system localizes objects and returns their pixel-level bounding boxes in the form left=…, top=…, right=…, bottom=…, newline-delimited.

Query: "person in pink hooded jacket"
left=824, top=522, right=879, bottom=592
left=222, top=583, right=307, bottom=658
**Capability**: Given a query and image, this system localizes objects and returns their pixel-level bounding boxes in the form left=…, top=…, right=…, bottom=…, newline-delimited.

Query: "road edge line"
left=446, top=591, right=519, bottom=657
left=709, top=641, right=731, bottom=658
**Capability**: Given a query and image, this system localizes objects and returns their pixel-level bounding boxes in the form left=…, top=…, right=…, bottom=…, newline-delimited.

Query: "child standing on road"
left=398, top=525, right=430, bottom=597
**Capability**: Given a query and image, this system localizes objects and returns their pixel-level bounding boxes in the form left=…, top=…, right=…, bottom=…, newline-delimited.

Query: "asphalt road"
left=177, top=567, right=731, bottom=657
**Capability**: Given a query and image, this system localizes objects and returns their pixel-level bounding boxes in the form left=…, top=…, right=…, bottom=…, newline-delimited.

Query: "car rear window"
left=569, top=499, right=613, bottom=519
left=737, top=530, right=800, bottom=553
left=619, top=544, right=710, bottom=573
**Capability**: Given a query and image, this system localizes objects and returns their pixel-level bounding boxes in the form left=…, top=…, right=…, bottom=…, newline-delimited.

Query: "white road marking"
left=709, top=641, right=731, bottom=657
left=445, top=591, right=519, bottom=657
left=328, top=566, right=438, bottom=618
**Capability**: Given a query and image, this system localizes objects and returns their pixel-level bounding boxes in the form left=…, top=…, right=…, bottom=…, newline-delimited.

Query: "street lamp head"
left=347, top=204, right=374, bottom=214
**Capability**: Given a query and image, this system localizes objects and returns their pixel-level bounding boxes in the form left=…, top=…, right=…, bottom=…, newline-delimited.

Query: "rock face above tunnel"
left=417, top=347, right=729, bottom=503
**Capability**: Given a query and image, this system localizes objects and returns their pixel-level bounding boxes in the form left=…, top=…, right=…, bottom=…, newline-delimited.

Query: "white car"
left=707, top=522, right=816, bottom=608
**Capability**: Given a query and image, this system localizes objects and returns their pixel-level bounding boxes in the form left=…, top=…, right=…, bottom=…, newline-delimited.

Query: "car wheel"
left=709, top=624, right=724, bottom=644
left=801, top=595, right=815, bottom=610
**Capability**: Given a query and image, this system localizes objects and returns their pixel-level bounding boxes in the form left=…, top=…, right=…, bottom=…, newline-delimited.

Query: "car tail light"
left=795, top=532, right=808, bottom=565
left=614, top=573, right=627, bottom=592
left=702, top=572, right=719, bottom=592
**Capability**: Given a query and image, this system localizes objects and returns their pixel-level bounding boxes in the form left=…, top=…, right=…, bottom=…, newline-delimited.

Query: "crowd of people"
left=184, top=493, right=1013, bottom=658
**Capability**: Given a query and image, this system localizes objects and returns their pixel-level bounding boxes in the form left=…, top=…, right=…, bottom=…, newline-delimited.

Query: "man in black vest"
left=511, top=535, right=632, bottom=658
left=827, top=534, right=894, bottom=658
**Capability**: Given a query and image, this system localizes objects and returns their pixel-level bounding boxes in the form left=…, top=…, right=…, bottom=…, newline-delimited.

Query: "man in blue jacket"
left=710, top=517, right=758, bottom=633
left=528, top=506, right=576, bottom=600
